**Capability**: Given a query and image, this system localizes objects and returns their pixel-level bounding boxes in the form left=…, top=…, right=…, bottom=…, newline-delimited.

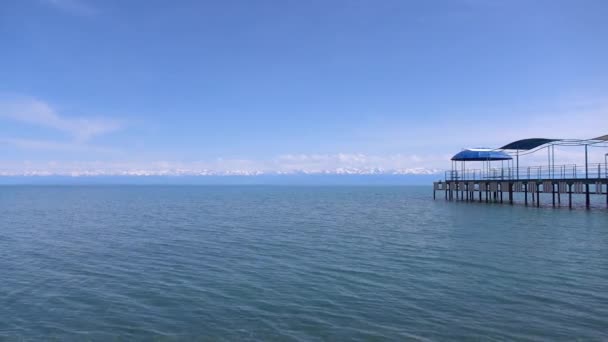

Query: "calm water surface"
left=1, top=186, right=607, bottom=340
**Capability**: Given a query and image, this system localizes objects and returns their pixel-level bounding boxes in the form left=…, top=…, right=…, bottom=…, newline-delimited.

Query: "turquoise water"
left=1, top=186, right=607, bottom=340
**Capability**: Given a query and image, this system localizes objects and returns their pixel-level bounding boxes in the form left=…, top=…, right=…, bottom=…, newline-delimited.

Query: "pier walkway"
left=433, top=164, right=608, bottom=209
left=433, top=136, right=608, bottom=209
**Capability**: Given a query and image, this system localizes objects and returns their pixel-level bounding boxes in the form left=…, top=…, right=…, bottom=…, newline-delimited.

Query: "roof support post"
left=605, top=154, right=608, bottom=208
left=516, top=151, right=519, bottom=181
left=605, top=153, right=607, bottom=180
left=551, top=145, right=555, bottom=179
left=547, top=147, right=551, bottom=179
left=585, top=144, right=590, bottom=209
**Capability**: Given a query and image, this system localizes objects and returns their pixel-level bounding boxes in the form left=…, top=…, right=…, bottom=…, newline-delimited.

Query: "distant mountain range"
left=0, top=168, right=441, bottom=177
left=0, top=173, right=443, bottom=186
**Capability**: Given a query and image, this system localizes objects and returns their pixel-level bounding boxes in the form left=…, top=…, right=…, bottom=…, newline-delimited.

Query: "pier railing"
left=445, top=163, right=607, bottom=182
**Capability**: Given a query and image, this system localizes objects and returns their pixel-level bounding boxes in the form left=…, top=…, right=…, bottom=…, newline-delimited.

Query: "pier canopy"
left=593, top=134, right=608, bottom=141
left=500, top=138, right=559, bottom=150
left=451, top=149, right=512, bottom=161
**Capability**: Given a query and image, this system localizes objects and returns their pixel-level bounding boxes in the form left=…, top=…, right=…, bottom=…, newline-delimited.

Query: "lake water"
left=1, top=186, right=607, bottom=340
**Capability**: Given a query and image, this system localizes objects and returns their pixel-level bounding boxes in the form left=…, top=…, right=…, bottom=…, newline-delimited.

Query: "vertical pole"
left=524, top=183, right=528, bottom=206
left=568, top=183, right=573, bottom=209
left=605, top=154, right=608, bottom=208
left=547, top=146, right=551, bottom=179
left=585, top=145, right=590, bottom=209
left=457, top=161, right=460, bottom=201
left=509, top=182, right=513, bottom=205
left=552, top=182, right=556, bottom=207
left=516, top=150, right=519, bottom=180
left=451, top=160, right=454, bottom=181
left=605, top=153, right=608, bottom=180
left=536, top=183, right=540, bottom=207
left=461, top=177, right=464, bottom=199
left=489, top=159, right=491, bottom=180
left=551, top=144, right=555, bottom=179
left=460, top=160, right=462, bottom=182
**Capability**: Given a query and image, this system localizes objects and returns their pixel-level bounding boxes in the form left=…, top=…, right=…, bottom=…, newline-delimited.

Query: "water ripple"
left=1, top=186, right=608, bottom=340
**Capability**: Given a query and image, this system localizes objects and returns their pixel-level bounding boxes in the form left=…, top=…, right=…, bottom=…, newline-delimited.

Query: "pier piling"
left=586, top=183, right=591, bottom=209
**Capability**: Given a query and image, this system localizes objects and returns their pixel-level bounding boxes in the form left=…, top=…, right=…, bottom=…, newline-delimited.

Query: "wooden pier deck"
left=437, top=135, right=608, bottom=209
left=433, top=178, right=608, bottom=209
left=434, top=160, right=608, bottom=209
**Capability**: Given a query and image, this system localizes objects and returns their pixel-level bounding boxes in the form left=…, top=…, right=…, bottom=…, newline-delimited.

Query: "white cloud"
left=1, top=93, right=606, bottom=177
left=0, top=95, right=123, bottom=142
left=274, top=153, right=447, bottom=172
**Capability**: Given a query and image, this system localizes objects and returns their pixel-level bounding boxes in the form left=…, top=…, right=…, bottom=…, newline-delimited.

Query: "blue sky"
left=1, top=0, right=607, bottom=175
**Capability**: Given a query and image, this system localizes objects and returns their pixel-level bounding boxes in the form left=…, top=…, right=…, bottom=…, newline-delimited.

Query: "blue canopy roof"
left=451, top=149, right=512, bottom=161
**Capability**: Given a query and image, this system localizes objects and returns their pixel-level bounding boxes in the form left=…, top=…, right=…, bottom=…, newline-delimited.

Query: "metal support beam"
left=516, top=151, right=519, bottom=180
left=605, top=154, right=608, bottom=208
left=586, top=145, right=590, bottom=209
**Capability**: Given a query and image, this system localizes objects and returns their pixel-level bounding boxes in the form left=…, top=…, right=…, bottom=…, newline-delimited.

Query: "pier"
left=433, top=135, right=608, bottom=209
